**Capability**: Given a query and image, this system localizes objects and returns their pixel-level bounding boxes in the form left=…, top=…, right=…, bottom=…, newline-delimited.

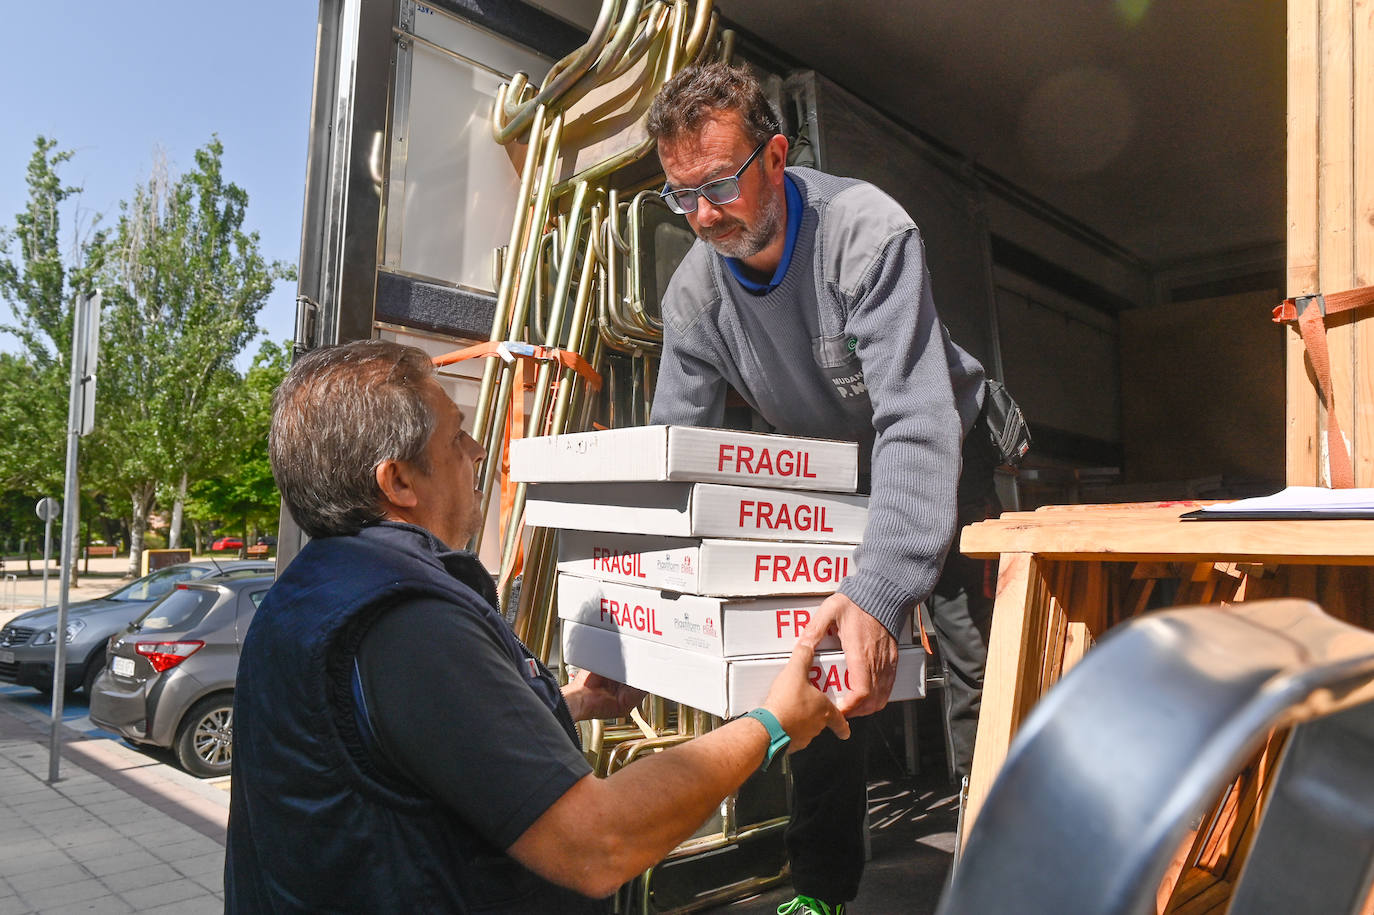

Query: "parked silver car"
left=89, top=575, right=274, bottom=777
left=0, top=560, right=274, bottom=697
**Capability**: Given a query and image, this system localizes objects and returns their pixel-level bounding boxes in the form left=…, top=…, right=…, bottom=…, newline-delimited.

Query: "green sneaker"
left=777, top=896, right=846, bottom=915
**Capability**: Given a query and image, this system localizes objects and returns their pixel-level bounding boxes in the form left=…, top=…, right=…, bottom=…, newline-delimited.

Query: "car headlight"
left=31, top=620, right=87, bottom=646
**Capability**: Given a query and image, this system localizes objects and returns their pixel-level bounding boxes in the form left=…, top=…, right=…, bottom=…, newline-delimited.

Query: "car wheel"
left=175, top=694, right=234, bottom=778
left=82, top=652, right=105, bottom=696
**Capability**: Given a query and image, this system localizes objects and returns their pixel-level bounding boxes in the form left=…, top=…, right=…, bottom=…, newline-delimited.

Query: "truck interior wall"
left=993, top=269, right=1121, bottom=458
left=793, top=73, right=997, bottom=375
left=1118, top=290, right=1285, bottom=488
left=765, top=69, right=1174, bottom=467
left=1151, top=242, right=1285, bottom=305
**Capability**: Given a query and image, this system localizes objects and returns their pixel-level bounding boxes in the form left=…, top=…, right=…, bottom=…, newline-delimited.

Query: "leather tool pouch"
left=983, top=378, right=1032, bottom=468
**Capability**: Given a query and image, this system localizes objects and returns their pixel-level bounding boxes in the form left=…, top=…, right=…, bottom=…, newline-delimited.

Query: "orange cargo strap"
left=916, top=605, right=933, bottom=655
left=1271, top=284, right=1374, bottom=489
left=496, top=356, right=527, bottom=595
left=432, top=341, right=602, bottom=391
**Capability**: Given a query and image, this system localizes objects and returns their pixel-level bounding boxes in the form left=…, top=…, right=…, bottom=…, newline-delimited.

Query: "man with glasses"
left=647, top=63, right=998, bottom=915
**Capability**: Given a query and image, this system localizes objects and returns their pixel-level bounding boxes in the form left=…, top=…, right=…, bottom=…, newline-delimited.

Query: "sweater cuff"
left=837, top=569, right=918, bottom=640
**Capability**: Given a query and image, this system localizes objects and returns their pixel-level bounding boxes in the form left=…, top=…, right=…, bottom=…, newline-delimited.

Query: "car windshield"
left=134, top=588, right=218, bottom=631
left=108, top=566, right=210, bottom=602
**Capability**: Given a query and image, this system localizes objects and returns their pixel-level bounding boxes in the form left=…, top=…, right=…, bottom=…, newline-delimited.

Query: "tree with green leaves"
left=89, top=138, right=293, bottom=575
left=185, top=339, right=289, bottom=552
left=0, top=137, right=105, bottom=570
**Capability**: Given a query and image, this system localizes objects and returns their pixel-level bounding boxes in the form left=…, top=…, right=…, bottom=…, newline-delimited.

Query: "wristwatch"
left=744, top=708, right=790, bottom=771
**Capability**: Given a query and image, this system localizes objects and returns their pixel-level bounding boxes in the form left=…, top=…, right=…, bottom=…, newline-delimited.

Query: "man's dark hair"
left=647, top=62, right=781, bottom=146
left=269, top=340, right=437, bottom=538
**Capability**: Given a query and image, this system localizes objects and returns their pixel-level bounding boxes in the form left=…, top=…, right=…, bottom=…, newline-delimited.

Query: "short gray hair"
left=648, top=62, right=781, bottom=146
left=269, top=340, right=436, bottom=538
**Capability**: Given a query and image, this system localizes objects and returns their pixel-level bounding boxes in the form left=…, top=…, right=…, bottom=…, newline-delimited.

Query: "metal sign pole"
left=43, top=517, right=52, bottom=607
left=35, top=498, right=59, bottom=608
left=48, top=292, right=100, bottom=784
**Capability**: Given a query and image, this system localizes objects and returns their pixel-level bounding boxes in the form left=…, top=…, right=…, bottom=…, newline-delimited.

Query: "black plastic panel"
left=375, top=271, right=497, bottom=340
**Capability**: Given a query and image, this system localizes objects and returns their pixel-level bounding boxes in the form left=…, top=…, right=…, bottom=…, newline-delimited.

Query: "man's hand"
left=760, top=642, right=850, bottom=753
left=799, top=592, right=899, bottom=717
left=561, top=669, right=647, bottom=722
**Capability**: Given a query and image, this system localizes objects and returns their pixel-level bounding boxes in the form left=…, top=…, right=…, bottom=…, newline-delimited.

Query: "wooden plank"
left=1126, top=577, right=1156, bottom=616
left=1132, top=561, right=1176, bottom=579
left=1040, top=597, right=1068, bottom=693
left=1165, top=870, right=1215, bottom=913
left=1224, top=732, right=1288, bottom=878
left=1289, top=0, right=1323, bottom=485
left=1195, top=574, right=1219, bottom=606
left=1168, top=879, right=1233, bottom=915
left=961, top=512, right=1374, bottom=564
left=1355, top=0, right=1374, bottom=485
left=964, top=552, right=1042, bottom=840
left=1195, top=782, right=1241, bottom=870
left=1079, top=561, right=1107, bottom=636
left=1157, top=830, right=1204, bottom=914
left=1018, top=566, right=1059, bottom=723
left=1284, top=563, right=1321, bottom=600
left=1322, top=0, right=1359, bottom=488
left=1060, top=621, right=1093, bottom=678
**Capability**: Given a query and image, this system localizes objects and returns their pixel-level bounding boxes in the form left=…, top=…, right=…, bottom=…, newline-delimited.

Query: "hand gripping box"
left=562, top=619, right=926, bottom=719
left=556, top=573, right=913, bottom=657
left=527, top=481, right=869, bottom=542
left=510, top=425, right=859, bottom=493
left=557, top=532, right=858, bottom=596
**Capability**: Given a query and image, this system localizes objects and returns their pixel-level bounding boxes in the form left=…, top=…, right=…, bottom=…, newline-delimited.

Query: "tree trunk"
left=127, top=483, right=156, bottom=578
left=168, top=472, right=188, bottom=549
left=191, top=519, right=203, bottom=555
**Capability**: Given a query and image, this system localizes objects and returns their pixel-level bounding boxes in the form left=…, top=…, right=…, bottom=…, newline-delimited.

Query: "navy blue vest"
left=224, top=522, right=604, bottom=913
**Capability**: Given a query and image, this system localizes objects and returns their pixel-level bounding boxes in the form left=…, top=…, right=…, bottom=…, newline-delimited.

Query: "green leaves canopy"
left=0, top=135, right=294, bottom=568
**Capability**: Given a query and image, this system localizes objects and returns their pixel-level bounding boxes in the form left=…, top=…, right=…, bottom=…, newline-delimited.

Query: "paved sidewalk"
left=0, top=694, right=228, bottom=914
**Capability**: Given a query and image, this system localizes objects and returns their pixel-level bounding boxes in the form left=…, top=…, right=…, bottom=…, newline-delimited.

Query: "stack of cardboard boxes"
left=510, top=425, right=926, bottom=717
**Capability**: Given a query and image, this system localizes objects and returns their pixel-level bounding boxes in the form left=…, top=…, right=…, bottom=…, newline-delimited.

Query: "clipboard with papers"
left=1181, top=486, right=1374, bottom=520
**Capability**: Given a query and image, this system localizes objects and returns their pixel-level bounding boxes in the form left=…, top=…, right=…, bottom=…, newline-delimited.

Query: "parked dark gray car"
left=0, top=560, right=274, bottom=697
left=89, top=575, right=273, bottom=777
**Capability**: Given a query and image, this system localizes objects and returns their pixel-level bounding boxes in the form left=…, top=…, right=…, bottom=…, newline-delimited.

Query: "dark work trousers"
left=785, top=422, right=1001, bottom=904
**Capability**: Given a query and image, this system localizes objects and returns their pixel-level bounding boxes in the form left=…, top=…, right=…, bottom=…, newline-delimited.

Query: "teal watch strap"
left=744, top=708, right=790, bottom=771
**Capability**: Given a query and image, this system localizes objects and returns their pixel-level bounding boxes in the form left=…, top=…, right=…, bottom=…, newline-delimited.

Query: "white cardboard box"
left=562, top=619, right=926, bottom=718
left=527, top=481, right=869, bottom=542
left=510, top=425, right=858, bottom=493
left=557, top=573, right=912, bottom=657
left=557, top=532, right=858, bottom=596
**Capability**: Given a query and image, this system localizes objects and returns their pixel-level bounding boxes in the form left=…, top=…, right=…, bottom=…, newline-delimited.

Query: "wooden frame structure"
left=960, top=504, right=1374, bottom=909
left=1286, top=0, right=1374, bottom=486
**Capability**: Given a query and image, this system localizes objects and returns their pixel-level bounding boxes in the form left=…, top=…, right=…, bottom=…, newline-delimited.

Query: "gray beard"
left=704, top=190, right=785, bottom=260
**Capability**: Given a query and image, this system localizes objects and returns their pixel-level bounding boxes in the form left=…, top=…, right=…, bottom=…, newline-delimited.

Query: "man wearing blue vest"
left=225, top=339, right=847, bottom=912
left=648, top=64, right=1000, bottom=914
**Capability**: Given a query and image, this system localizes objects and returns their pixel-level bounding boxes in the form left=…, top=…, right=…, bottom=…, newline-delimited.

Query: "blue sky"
left=0, top=0, right=320, bottom=362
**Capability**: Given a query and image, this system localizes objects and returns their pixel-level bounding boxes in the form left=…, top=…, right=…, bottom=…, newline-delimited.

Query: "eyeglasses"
left=660, top=138, right=769, bottom=215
